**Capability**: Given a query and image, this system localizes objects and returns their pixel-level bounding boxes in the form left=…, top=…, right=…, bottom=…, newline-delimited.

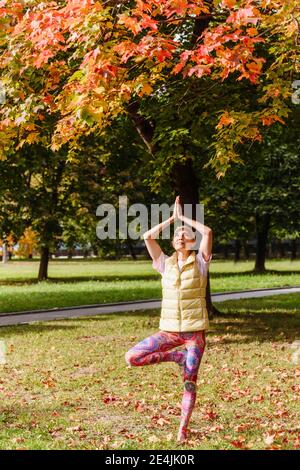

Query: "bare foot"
left=177, top=427, right=188, bottom=443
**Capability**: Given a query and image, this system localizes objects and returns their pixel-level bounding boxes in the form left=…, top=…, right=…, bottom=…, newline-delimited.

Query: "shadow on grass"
left=0, top=297, right=299, bottom=345
left=1, top=268, right=300, bottom=286
left=0, top=318, right=107, bottom=337
left=18, top=302, right=295, bottom=346
left=0, top=274, right=160, bottom=286
left=67, top=305, right=300, bottom=345
left=210, top=269, right=300, bottom=279
left=209, top=311, right=300, bottom=345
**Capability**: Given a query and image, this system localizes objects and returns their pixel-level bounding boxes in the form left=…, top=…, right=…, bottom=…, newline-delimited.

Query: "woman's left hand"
left=174, top=195, right=183, bottom=220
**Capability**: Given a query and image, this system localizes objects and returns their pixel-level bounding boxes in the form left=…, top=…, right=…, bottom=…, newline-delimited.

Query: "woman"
left=125, top=196, right=213, bottom=443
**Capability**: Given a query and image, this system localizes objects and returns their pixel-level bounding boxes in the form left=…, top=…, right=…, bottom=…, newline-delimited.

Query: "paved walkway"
left=0, top=286, right=299, bottom=327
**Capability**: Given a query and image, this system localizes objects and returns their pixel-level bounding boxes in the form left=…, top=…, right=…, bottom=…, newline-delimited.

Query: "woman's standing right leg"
left=178, top=330, right=206, bottom=442
left=125, top=331, right=185, bottom=367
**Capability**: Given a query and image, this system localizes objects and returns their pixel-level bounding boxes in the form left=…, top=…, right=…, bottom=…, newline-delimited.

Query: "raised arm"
left=175, top=196, right=213, bottom=261
left=143, top=214, right=175, bottom=262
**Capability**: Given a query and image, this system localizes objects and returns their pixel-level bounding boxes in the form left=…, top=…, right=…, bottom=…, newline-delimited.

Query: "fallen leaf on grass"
left=41, top=379, right=56, bottom=388
left=76, top=335, right=105, bottom=342
left=264, top=433, right=275, bottom=445
left=201, top=407, right=218, bottom=421
left=102, top=394, right=121, bottom=404
left=12, top=437, right=25, bottom=444
left=149, top=414, right=171, bottom=427
left=99, top=435, right=112, bottom=449
left=221, top=387, right=251, bottom=401
left=252, top=395, right=265, bottom=402
left=265, top=386, right=282, bottom=396
left=49, top=428, right=63, bottom=438
left=294, top=437, right=300, bottom=448
left=66, top=425, right=82, bottom=432
left=134, top=401, right=146, bottom=412
left=208, top=425, right=224, bottom=432
left=229, top=436, right=247, bottom=449
left=274, top=409, right=289, bottom=418
left=124, top=433, right=135, bottom=439
left=234, top=423, right=252, bottom=432
left=148, top=435, right=159, bottom=443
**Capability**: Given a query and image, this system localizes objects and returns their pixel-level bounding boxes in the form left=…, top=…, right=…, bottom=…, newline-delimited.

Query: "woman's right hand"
left=173, top=195, right=183, bottom=220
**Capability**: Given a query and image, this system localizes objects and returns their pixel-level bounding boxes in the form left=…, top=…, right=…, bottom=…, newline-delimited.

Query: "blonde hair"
left=173, top=226, right=196, bottom=240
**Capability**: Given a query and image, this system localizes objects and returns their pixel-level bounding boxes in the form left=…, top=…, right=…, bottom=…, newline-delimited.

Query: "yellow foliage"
left=15, top=228, right=38, bottom=258
left=138, top=83, right=153, bottom=97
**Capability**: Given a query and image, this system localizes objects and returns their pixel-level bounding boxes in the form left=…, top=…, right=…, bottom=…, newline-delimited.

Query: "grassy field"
left=0, top=294, right=299, bottom=450
left=0, top=259, right=299, bottom=313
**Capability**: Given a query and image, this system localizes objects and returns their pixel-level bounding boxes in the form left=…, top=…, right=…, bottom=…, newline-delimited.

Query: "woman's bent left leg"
left=125, top=331, right=185, bottom=367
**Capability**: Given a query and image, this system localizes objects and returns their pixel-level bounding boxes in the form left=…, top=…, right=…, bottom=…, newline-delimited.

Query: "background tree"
left=202, top=112, right=300, bottom=272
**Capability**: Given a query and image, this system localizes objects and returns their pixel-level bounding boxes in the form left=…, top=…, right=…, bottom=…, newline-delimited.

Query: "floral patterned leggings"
left=125, top=330, right=206, bottom=436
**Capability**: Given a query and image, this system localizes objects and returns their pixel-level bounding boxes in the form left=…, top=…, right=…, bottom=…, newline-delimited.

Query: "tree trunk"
left=171, top=159, right=199, bottom=208
left=277, top=239, right=285, bottom=258
left=254, top=214, right=270, bottom=273
left=127, top=8, right=212, bottom=200
left=243, top=240, right=250, bottom=260
left=234, top=239, right=241, bottom=263
left=127, top=7, right=218, bottom=314
left=127, top=238, right=137, bottom=260
left=38, top=246, right=49, bottom=281
left=269, top=238, right=276, bottom=258
left=2, top=242, right=8, bottom=263
left=171, top=158, right=221, bottom=317
left=205, top=271, right=221, bottom=319
left=291, top=239, right=297, bottom=260
left=91, top=244, right=99, bottom=257
left=115, top=240, right=121, bottom=260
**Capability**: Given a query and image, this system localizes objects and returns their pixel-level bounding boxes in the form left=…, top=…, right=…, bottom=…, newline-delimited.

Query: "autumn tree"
left=1, top=0, right=299, bottom=300
left=1, top=1, right=299, bottom=164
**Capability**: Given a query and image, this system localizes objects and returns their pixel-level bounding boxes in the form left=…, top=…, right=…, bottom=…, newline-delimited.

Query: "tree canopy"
left=0, top=0, right=299, bottom=175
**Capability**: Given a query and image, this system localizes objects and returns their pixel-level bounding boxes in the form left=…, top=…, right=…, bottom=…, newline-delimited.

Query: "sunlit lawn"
left=0, top=294, right=299, bottom=450
left=0, top=259, right=299, bottom=313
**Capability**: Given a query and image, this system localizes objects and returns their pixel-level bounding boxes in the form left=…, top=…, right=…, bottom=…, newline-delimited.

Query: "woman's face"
left=172, top=228, right=196, bottom=252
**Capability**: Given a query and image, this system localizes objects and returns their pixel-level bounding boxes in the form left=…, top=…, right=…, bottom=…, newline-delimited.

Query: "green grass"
left=1, top=258, right=299, bottom=282
left=0, top=259, right=299, bottom=313
left=0, top=259, right=156, bottom=283
left=0, top=294, right=299, bottom=450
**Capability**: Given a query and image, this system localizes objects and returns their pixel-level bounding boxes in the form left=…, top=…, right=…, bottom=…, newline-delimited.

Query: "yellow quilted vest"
left=159, top=250, right=210, bottom=332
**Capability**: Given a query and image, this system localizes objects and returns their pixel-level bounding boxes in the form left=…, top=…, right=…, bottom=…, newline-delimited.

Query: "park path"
left=0, top=286, right=299, bottom=327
